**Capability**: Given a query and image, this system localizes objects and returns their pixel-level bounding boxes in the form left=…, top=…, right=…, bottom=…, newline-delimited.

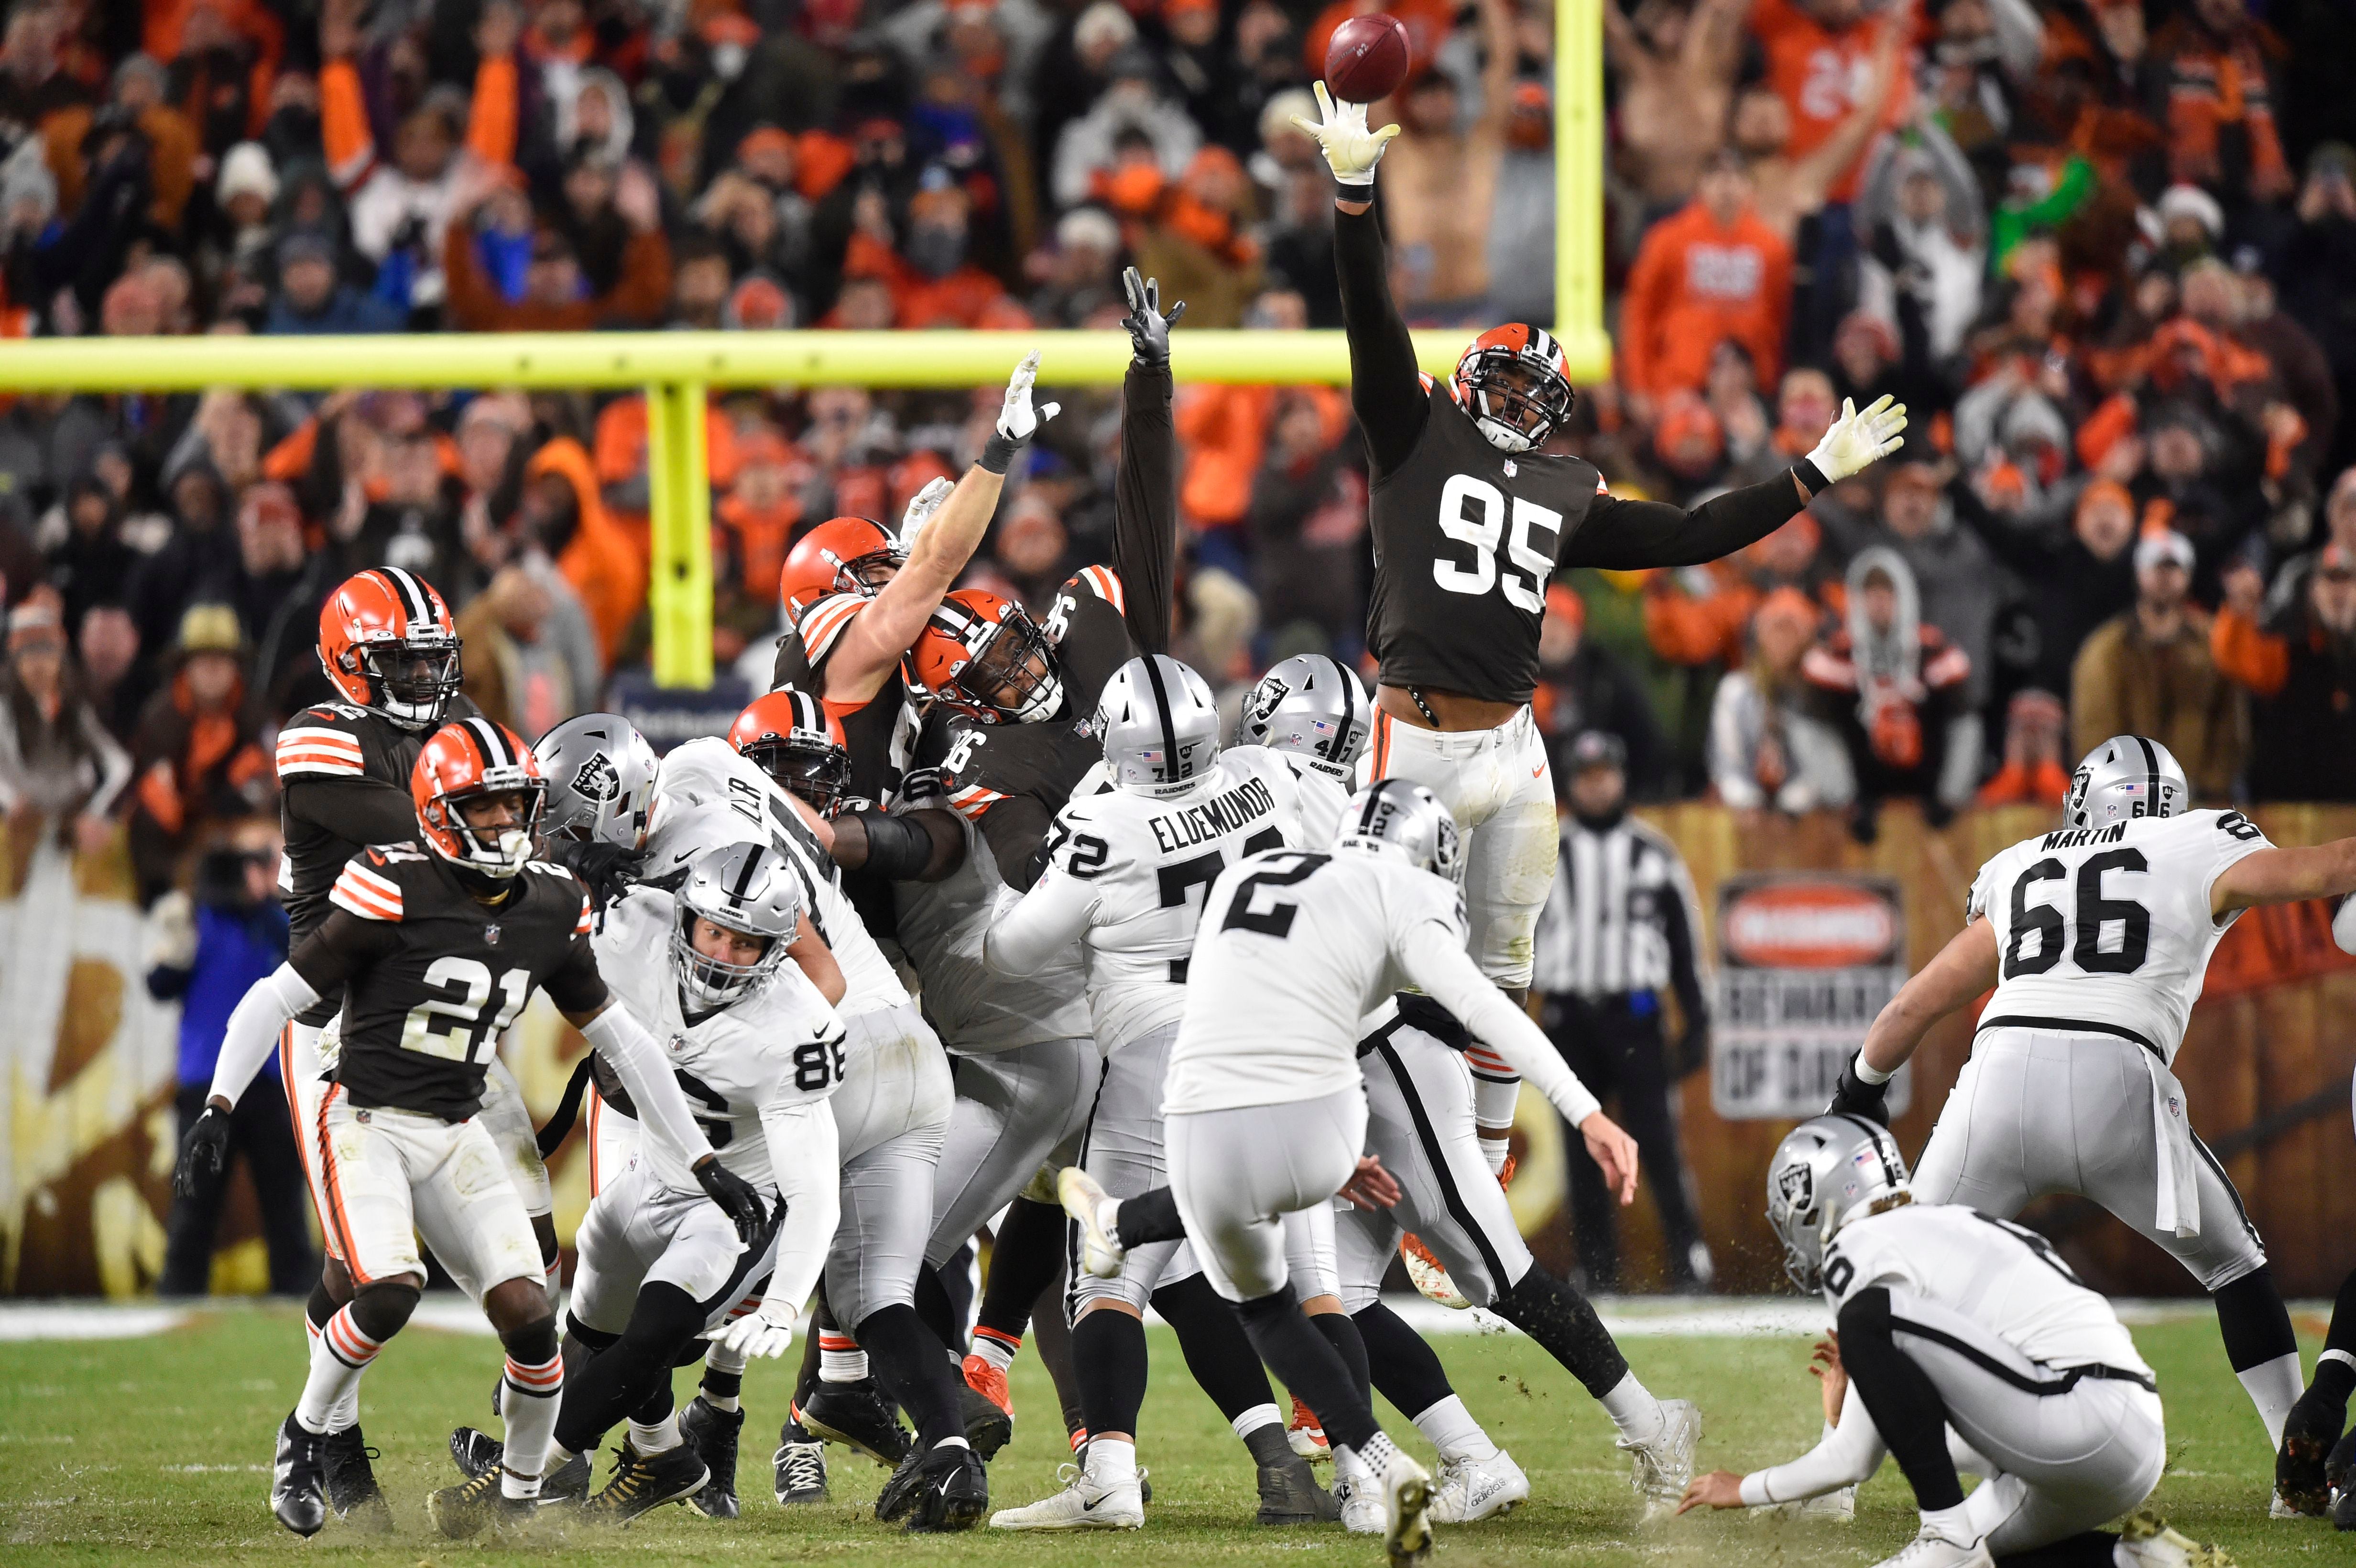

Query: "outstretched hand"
left=1807, top=394, right=1909, bottom=484
left=1677, top=1470, right=1747, bottom=1514
left=1120, top=267, right=1185, bottom=365
left=1291, top=80, right=1400, bottom=188
left=173, top=1103, right=232, bottom=1198
left=997, top=350, right=1061, bottom=442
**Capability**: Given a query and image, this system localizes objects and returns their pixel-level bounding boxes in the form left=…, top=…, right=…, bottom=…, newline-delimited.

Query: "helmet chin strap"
left=1476, top=415, right=1536, bottom=453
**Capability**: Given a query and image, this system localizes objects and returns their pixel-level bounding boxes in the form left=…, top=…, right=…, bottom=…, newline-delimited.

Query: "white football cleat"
left=1056, top=1168, right=1125, bottom=1281
left=2116, top=1510, right=2236, bottom=1566
left=1618, top=1397, right=1701, bottom=1518
left=1399, top=1234, right=1471, bottom=1310
left=1382, top=1450, right=1435, bottom=1567
left=1870, top=1526, right=1995, bottom=1568
left=987, top=1464, right=1142, bottom=1530
left=1429, top=1449, right=1528, bottom=1523
left=1331, top=1466, right=1384, bottom=1534
left=1286, top=1396, right=1330, bottom=1461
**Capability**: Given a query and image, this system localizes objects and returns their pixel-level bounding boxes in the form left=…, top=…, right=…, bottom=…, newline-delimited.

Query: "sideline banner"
left=1710, top=873, right=1912, bottom=1121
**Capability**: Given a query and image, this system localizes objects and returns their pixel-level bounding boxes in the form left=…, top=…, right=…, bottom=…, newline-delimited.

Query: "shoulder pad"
left=331, top=855, right=406, bottom=921
left=1063, top=565, right=1126, bottom=616
left=276, top=711, right=371, bottom=780
left=794, top=593, right=869, bottom=665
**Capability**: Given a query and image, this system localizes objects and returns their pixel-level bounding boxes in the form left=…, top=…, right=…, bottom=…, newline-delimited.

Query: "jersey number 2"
left=1433, top=476, right=1560, bottom=613
left=1219, top=852, right=1330, bottom=937
left=400, top=957, right=533, bottom=1064
left=2003, top=849, right=2150, bottom=979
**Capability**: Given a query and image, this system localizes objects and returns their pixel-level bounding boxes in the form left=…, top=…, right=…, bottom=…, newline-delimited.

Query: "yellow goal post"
left=0, top=0, right=1605, bottom=688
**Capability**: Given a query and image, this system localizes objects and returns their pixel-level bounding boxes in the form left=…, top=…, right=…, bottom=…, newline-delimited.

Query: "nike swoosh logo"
left=1531, top=765, right=1544, bottom=777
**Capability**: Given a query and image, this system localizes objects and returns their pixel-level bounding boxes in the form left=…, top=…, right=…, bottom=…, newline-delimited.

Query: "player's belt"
left=2060, top=1362, right=2160, bottom=1394
left=1167, top=958, right=1189, bottom=984
left=1974, top=1013, right=2162, bottom=1062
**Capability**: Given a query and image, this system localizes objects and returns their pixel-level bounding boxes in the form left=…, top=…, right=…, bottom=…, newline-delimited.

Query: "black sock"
left=306, top=1278, right=337, bottom=1334
left=1838, top=1287, right=1965, bottom=1512
left=1994, top=1531, right=2120, bottom=1566
left=1112, top=1187, right=1184, bottom=1249
left=1233, top=1284, right=1381, bottom=1454
left=915, top=1262, right=964, bottom=1356
left=2214, top=1264, right=2299, bottom=1372
left=554, top=1283, right=702, bottom=1455
left=1153, top=1273, right=1276, bottom=1422
left=630, top=1380, right=674, bottom=1426
left=940, top=1242, right=977, bottom=1352
left=1072, top=1308, right=1151, bottom=1441
left=2313, top=1266, right=2356, bottom=1408
left=1356, top=1300, right=1455, bottom=1418
left=1490, top=1263, right=1629, bottom=1398
left=857, top=1303, right=965, bottom=1449
left=700, top=1366, right=742, bottom=1404
left=1243, top=1423, right=1296, bottom=1469
left=977, top=1198, right=1066, bottom=1343
left=1310, top=1312, right=1371, bottom=1406
left=1031, top=1278, right=1087, bottom=1440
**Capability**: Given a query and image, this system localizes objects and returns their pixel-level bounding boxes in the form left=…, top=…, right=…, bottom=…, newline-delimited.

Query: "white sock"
left=1084, top=1436, right=1137, bottom=1485
left=1340, top=1431, right=1402, bottom=1478
left=1472, top=1075, right=1521, bottom=1152
left=629, top=1410, right=682, bottom=1454
left=1411, top=1395, right=1498, bottom=1464
left=1921, top=1501, right=1974, bottom=1542
left=933, top=1435, right=972, bottom=1451
left=305, top=1314, right=366, bottom=1429
left=499, top=1348, right=564, bottom=1491
left=818, top=1332, right=868, bottom=1383
left=1598, top=1371, right=1665, bottom=1447
left=702, top=1392, right=741, bottom=1413
left=971, top=1328, right=1019, bottom=1372
left=1232, top=1402, right=1282, bottom=1440
left=705, top=1342, right=749, bottom=1378
left=296, top=1306, right=384, bottom=1434
left=544, top=1256, right=563, bottom=1307
left=2238, top=1350, right=2303, bottom=1451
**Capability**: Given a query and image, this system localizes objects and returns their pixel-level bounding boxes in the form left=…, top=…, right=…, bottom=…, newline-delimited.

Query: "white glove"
left=1291, top=80, right=1401, bottom=189
left=710, top=1301, right=796, bottom=1360
left=1805, top=394, right=1909, bottom=484
left=147, top=890, right=197, bottom=971
left=996, top=350, right=1061, bottom=442
left=2333, top=892, right=2356, bottom=956
left=897, top=475, right=955, bottom=553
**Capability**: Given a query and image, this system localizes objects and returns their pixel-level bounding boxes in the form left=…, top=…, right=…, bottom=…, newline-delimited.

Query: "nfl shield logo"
left=1502, top=459, right=1518, bottom=478
left=485, top=922, right=501, bottom=946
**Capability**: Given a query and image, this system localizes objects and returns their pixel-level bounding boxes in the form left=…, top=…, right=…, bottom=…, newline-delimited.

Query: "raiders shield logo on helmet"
left=571, top=752, right=623, bottom=805
left=1776, top=1162, right=1813, bottom=1212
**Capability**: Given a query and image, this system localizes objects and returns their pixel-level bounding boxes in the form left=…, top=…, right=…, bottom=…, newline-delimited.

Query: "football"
left=1323, top=13, right=1412, bottom=106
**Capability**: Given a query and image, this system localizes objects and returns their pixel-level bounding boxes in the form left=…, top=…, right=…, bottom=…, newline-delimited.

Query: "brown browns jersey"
left=309, top=844, right=603, bottom=1121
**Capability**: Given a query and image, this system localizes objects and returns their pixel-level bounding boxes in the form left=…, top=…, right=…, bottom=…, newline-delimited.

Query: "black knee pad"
left=348, top=1280, right=421, bottom=1343
left=306, top=1277, right=338, bottom=1332
left=1235, top=1283, right=1303, bottom=1330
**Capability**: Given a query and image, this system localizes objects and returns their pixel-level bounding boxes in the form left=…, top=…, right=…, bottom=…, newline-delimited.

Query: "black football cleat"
left=2278, top=1386, right=2350, bottom=1517
left=1256, top=1450, right=1340, bottom=1525
left=774, top=1437, right=829, bottom=1505
left=679, top=1394, right=744, bottom=1518
left=270, top=1412, right=327, bottom=1537
left=426, top=1468, right=535, bottom=1537
left=876, top=1440, right=988, bottom=1532
left=320, top=1425, right=391, bottom=1529
left=580, top=1442, right=710, bottom=1526
left=959, top=1379, right=1013, bottom=1459
left=444, top=1426, right=589, bottom=1503
left=798, top=1382, right=911, bottom=1466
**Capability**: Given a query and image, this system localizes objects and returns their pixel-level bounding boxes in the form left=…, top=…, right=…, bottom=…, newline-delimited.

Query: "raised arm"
left=1787, top=22, right=1903, bottom=211
left=1114, top=269, right=1183, bottom=655
left=821, top=355, right=1058, bottom=701
left=786, top=909, right=847, bottom=1006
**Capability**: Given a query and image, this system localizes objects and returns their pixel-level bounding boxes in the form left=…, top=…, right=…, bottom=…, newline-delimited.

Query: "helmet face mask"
left=781, top=517, right=906, bottom=612
left=668, top=842, right=804, bottom=1009
left=830, top=544, right=904, bottom=597
left=1456, top=326, right=1575, bottom=454
left=730, top=688, right=852, bottom=817
left=1764, top=1115, right=1912, bottom=1293
left=320, top=569, right=463, bottom=730
left=914, top=593, right=1066, bottom=726
left=413, top=718, right=546, bottom=879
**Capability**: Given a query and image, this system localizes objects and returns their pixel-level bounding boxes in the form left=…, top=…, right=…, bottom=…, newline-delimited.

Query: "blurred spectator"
left=1978, top=687, right=2072, bottom=807
left=0, top=589, right=131, bottom=855
left=2151, top=0, right=2292, bottom=207
left=1603, top=0, right=1746, bottom=212
left=1533, top=585, right=1670, bottom=799
left=1242, top=381, right=1362, bottom=656
left=77, top=604, right=143, bottom=741
left=1802, top=548, right=1975, bottom=838
left=1377, top=0, right=1513, bottom=322
left=1052, top=45, right=1199, bottom=210
left=263, top=229, right=401, bottom=334
left=456, top=562, right=596, bottom=742
left=1707, top=587, right=1854, bottom=814
left=2070, top=529, right=2243, bottom=800
left=2214, top=546, right=2356, bottom=801
left=1620, top=150, right=1792, bottom=408
left=127, top=605, right=269, bottom=904
left=153, top=817, right=310, bottom=1297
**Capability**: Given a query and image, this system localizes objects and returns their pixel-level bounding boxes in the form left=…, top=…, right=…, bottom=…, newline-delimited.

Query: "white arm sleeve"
left=1396, top=922, right=1602, bottom=1126
left=1740, top=1382, right=1886, bottom=1504
left=206, top=963, right=323, bottom=1109
left=580, top=1004, right=717, bottom=1168
left=754, top=1100, right=841, bottom=1319
left=983, top=870, right=1097, bottom=977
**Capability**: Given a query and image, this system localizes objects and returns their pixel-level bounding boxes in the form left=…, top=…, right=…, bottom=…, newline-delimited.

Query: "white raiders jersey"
left=1823, top=1202, right=2152, bottom=1379
left=1019, top=744, right=1312, bottom=1053
left=894, top=807, right=1091, bottom=1053
left=643, top=736, right=912, bottom=1015
left=1278, top=756, right=1352, bottom=849
left=593, top=884, right=847, bottom=1194
left=1965, top=809, right=2271, bottom=1067
left=1165, top=846, right=1467, bottom=1115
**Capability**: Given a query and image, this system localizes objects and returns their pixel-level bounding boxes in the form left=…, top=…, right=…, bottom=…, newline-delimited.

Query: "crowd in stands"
left=2, top=0, right=2355, bottom=901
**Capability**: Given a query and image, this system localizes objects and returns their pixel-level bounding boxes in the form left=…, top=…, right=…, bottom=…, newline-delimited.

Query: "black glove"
left=547, top=837, right=639, bottom=914
left=174, top=1103, right=233, bottom=1198
left=1674, top=1024, right=1711, bottom=1080
left=695, top=1155, right=767, bottom=1245
left=1120, top=266, right=1184, bottom=365
left=1827, top=1055, right=1892, bottom=1125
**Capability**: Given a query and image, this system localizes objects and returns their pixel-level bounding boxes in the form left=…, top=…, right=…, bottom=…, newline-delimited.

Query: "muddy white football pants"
left=926, top=1036, right=1100, bottom=1269
left=570, top=1156, right=773, bottom=1338
left=309, top=1085, right=542, bottom=1298
left=1167, top=1089, right=1368, bottom=1304
left=826, top=1001, right=955, bottom=1327
left=1068, top=1023, right=1203, bottom=1314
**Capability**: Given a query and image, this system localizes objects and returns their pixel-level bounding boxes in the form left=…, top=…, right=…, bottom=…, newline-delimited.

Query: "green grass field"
left=0, top=1303, right=2339, bottom=1565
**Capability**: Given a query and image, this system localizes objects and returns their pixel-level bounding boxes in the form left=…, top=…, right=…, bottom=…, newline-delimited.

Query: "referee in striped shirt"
left=1532, top=732, right=1715, bottom=1293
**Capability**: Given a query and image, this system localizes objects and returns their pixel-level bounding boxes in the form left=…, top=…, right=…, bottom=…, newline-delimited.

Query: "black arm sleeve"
left=1113, top=358, right=1179, bottom=655
left=541, top=935, right=611, bottom=1018
left=1568, top=471, right=1813, bottom=570
left=288, top=908, right=404, bottom=996
left=1334, top=204, right=1429, bottom=479
left=1658, top=877, right=1707, bottom=1029
left=283, top=776, right=423, bottom=846
left=845, top=808, right=961, bottom=881
left=979, top=796, right=1058, bottom=893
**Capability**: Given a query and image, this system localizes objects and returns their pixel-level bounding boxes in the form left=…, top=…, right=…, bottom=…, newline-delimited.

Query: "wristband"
left=1792, top=458, right=1830, bottom=496
left=1853, top=1056, right=1894, bottom=1086
left=979, top=430, right=1025, bottom=475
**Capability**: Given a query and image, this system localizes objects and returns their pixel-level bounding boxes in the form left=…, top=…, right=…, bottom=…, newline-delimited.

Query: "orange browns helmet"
left=729, top=687, right=852, bottom=816
left=907, top=589, right=1065, bottom=725
left=778, top=516, right=906, bottom=612
left=318, top=567, right=463, bottom=730
left=412, top=717, right=547, bottom=878
left=1453, top=322, right=1575, bottom=455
